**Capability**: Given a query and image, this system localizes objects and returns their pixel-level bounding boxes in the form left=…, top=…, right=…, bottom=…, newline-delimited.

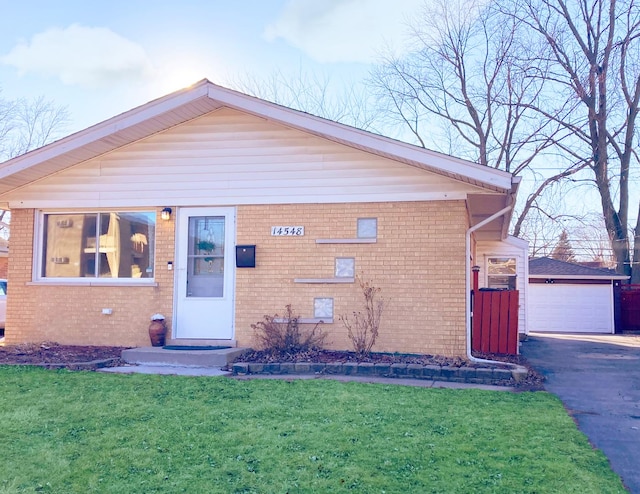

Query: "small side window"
left=487, top=257, right=517, bottom=290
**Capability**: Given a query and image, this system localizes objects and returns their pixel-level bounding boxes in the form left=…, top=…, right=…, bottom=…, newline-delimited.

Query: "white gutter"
left=465, top=205, right=522, bottom=369
left=529, top=275, right=629, bottom=281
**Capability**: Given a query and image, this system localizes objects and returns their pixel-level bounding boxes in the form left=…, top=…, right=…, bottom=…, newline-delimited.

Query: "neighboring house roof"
left=529, top=257, right=628, bottom=280
left=0, top=79, right=519, bottom=238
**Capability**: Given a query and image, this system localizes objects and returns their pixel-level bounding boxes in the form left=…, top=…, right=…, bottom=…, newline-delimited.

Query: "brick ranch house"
left=0, top=80, right=521, bottom=357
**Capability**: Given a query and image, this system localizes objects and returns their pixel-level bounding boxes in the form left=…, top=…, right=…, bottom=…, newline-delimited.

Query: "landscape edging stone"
left=232, top=361, right=524, bottom=385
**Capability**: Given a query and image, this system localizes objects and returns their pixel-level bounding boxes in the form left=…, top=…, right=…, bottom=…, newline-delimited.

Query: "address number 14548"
left=271, top=226, right=304, bottom=236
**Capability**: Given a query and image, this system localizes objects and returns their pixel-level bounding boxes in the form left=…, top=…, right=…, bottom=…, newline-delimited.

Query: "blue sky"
left=1, top=0, right=423, bottom=132
left=2, top=1, right=634, bottom=256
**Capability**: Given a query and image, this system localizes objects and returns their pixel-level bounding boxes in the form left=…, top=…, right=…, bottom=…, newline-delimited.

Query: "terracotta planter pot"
left=148, top=320, right=167, bottom=347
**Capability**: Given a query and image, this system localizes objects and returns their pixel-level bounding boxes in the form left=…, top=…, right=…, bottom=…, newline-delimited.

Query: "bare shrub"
left=251, top=304, right=327, bottom=354
left=339, top=276, right=385, bottom=358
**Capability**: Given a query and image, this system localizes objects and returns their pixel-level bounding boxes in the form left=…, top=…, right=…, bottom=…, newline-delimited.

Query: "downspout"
left=465, top=205, right=521, bottom=368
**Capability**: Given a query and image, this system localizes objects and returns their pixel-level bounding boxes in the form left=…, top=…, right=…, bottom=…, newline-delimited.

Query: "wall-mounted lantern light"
left=161, top=207, right=172, bottom=221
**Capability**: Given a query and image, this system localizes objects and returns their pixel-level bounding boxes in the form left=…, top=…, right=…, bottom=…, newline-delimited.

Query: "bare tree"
left=229, top=67, right=379, bottom=132
left=516, top=183, right=580, bottom=256
left=0, top=91, right=69, bottom=238
left=8, top=96, right=69, bottom=158
left=369, top=0, right=588, bottom=238
left=499, top=0, right=640, bottom=281
left=371, top=0, right=640, bottom=282
left=570, top=213, right=618, bottom=266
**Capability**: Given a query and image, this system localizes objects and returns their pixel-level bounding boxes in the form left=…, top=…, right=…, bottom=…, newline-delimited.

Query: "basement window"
left=486, top=257, right=517, bottom=290
left=38, top=211, right=156, bottom=281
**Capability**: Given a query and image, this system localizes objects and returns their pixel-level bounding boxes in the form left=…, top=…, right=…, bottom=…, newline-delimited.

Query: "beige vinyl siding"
left=5, top=108, right=491, bottom=208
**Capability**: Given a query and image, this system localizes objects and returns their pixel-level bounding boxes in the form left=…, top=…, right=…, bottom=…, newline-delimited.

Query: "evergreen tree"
left=551, top=230, right=576, bottom=263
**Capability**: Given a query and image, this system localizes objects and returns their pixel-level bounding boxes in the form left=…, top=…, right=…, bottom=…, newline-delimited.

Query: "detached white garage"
left=529, top=257, right=628, bottom=334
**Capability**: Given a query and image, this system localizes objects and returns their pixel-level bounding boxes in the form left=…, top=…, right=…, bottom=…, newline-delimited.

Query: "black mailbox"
left=236, top=245, right=256, bottom=268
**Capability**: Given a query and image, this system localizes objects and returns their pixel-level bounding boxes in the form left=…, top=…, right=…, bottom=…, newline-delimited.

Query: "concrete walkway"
left=521, top=333, right=640, bottom=493
left=100, top=365, right=231, bottom=377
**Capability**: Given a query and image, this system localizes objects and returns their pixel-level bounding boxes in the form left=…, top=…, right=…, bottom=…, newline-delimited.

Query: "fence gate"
left=472, top=289, right=519, bottom=355
left=620, top=284, right=640, bottom=331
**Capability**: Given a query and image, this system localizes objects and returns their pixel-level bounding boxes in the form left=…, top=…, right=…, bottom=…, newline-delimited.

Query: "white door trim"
left=173, top=207, right=236, bottom=339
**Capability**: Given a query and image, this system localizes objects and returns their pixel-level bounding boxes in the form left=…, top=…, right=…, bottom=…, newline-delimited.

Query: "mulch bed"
left=0, top=342, right=128, bottom=368
left=235, top=349, right=545, bottom=390
left=0, top=343, right=545, bottom=390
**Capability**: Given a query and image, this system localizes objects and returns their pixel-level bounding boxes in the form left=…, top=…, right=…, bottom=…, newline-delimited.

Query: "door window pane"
left=187, top=216, right=225, bottom=297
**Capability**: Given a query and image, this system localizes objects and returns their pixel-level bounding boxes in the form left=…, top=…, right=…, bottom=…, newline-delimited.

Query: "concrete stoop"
left=122, top=346, right=249, bottom=368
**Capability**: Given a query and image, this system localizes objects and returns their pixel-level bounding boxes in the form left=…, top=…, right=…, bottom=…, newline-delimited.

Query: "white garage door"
left=528, top=283, right=614, bottom=333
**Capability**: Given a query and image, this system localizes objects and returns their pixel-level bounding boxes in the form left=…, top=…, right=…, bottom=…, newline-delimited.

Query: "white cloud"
left=1, top=24, right=155, bottom=87
left=264, top=0, right=424, bottom=64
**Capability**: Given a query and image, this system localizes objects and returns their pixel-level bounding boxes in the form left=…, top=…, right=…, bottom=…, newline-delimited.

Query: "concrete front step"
left=122, top=346, right=248, bottom=368
left=165, top=338, right=238, bottom=347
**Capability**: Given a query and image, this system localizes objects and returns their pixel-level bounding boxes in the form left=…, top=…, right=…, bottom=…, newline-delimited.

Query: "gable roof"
left=0, top=80, right=516, bottom=192
left=0, top=80, right=518, bottom=237
left=529, top=257, right=628, bottom=280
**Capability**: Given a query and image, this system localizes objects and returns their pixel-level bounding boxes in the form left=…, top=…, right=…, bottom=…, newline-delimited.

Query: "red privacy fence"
left=620, top=284, right=640, bottom=331
left=472, top=289, right=519, bottom=355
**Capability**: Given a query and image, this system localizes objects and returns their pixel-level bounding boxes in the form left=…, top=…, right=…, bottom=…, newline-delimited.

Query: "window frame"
left=485, top=256, right=517, bottom=291
left=33, top=209, right=158, bottom=285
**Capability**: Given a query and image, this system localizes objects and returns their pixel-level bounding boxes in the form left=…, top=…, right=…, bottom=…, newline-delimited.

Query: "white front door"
left=174, top=207, right=235, bottom=339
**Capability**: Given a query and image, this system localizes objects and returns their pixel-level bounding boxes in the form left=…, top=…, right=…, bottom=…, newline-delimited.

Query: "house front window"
left=487, top=257, right=517, bottom=290
left=39, top=211, right=155, bottom=280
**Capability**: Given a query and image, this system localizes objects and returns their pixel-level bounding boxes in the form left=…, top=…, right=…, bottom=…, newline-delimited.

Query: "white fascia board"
left=0, top=81, right=211, bottom=179
left=503, top=235, right=529, bottom=249
left=499, top=177, right=520, bottom=238
left=206, top=84, right=514, bottom=191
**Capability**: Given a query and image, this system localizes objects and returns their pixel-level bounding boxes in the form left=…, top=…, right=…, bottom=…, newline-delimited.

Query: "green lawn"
left=0, top=367, right=625, bottom=494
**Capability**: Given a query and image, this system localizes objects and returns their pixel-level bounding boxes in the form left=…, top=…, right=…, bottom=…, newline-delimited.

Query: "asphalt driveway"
left=521, top=333, right=640, bottom=493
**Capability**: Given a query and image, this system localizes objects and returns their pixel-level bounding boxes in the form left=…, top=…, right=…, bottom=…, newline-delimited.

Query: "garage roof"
left=529, top=257, right=628, bottom=280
